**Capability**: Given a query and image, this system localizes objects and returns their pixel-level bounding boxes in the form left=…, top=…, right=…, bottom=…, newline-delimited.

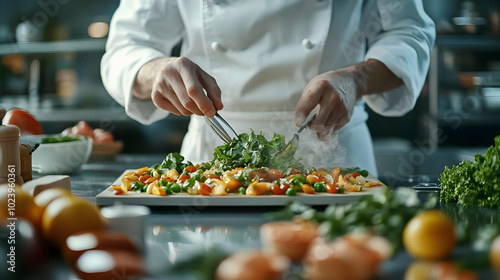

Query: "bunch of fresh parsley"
left=439, top=135, right=500, bottom=208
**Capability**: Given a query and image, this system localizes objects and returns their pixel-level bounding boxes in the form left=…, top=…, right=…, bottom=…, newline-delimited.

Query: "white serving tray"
left=96, top=170, right=388, bottom=206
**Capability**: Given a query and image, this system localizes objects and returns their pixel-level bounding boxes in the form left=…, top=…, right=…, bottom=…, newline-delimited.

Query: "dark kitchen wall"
left=368, top=0, right=500, bottom=148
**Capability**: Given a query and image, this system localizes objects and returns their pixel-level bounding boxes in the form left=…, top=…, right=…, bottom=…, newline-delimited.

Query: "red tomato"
left=288, top=168, right=302, bottom=175
left=71, top=121, right=94, bottom=139
left=93, top=128, right=113, bottom=144
left=326, top=184, right=339, bottom=194
left=265, top=169, right=284, bottom=182
left=271, top=183, right=289, bottom=195
left=249, top=169, right=267, bottom=180
left=207, top=174, right=221, bottom=180
left=138, top=174, right=151, bottom=183
left=197, top=183, right=211, bottom=196
left=184, top=166, right=197, bottom=173
left=177, top=174, right=190, bottom=184
left=2, top=108, right=42, bottom=136
left=351, top=172, right=361, bottom=178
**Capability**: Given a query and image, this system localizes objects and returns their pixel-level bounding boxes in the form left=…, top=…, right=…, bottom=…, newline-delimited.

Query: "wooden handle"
left=0, top=106, right=5, bottom=121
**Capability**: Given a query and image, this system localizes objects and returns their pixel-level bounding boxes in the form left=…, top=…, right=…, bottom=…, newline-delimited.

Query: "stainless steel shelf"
left=0, top=38, right=106, bottom=56
left=435, top=35, right=500, bottom=50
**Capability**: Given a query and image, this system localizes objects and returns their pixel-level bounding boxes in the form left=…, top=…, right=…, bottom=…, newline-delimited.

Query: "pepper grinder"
left=0, top=106, right=24, bottom=185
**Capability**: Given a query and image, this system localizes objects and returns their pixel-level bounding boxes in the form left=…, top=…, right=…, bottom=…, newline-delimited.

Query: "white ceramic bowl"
left=21, top=134, right=93, bottom=174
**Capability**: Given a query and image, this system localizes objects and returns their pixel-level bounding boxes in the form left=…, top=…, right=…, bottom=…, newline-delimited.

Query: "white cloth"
left=101, top=0, right=436, bottom=176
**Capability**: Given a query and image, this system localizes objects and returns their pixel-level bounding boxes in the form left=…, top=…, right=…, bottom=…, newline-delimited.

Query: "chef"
left=101, top=0, right=435, bottom=176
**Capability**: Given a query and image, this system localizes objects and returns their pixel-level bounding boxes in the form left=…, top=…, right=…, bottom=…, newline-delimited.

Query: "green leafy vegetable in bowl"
left=41, top=135, right=82, bottom=144
left=439, top=135, right=500, bottom=208
left=210, top=130, right=304, bottom=172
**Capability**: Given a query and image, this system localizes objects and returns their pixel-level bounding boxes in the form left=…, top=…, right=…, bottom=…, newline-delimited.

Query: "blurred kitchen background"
left=0, top=0, right=499, bottom=184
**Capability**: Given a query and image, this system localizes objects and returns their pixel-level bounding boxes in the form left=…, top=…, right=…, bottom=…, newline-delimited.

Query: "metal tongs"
left=204, top=112, right=238, bottom=144
left=274, top=113, right=316, bottom=157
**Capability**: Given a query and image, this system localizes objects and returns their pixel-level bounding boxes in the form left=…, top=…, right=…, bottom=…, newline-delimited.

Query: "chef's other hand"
left=295, top=59, right=404, bottom=141
left=295, top=70, right=357, bottom=141
left=133, top=56, right=223, bottom=118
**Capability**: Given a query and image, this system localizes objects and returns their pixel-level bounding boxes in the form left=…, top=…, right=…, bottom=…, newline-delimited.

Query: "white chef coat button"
left=302, top=39, right=314, bottom=49
left=211, top=41, right=226, bottom=52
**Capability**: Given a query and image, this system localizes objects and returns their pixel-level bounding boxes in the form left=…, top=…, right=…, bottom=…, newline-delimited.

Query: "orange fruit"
left=0, top=184, right=42, bottom=228
left=41, top=196, right=105, bottom=246
left=491, top=235, right=500, bottom=271
left=34, top=188, right=73, bottom=213
left=403, top=210, right=456, bottom=261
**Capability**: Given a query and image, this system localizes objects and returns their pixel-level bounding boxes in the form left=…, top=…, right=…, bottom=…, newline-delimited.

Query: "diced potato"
left=363, top=182, right=382, bottom=188
left=222, top=175, right=242, bottom=190
left=345, top=183, right=362, bottom=192
left=146, top=182, right=157, bottom=194
left=331, top=167, right=340, bottom=184
left=166, top=169, right=179, bottom=180
left=112, top=184, right=127, bottom=195
left=137, top=166, right=149, bottom=175
left=212, top=184, right=227, bottom=196
left=323, top=174, right=334, bottom=184
left=356, top=176, right=367, bottom=185
left=152, top=185, right=166, bottom=196
left=246, top=182, right=269, bottom=196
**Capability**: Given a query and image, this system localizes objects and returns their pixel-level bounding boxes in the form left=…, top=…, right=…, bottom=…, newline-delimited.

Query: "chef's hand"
left=295, top=70, right=357, bottom=141
left=132, top=56, right=223, bottom=118
left=295, top=59, right=403, bottom=141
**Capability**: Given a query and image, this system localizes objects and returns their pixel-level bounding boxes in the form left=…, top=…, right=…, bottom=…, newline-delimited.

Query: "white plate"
left=96, top=170, right=388, bottom=206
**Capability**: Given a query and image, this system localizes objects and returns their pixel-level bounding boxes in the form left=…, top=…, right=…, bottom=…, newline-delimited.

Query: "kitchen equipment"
left=19, top=143, right=32, bottom=182
left=274, top=113, right=316, bottom=157
left=21, top=134, right=93, bottom=174
left=204, top=112, right=238, bottom=144
left=100, top=205, right=150, bottom=253
left=0, top=106, right=24, bottom=185
left=96, top=170, right=387, bottom=206
left=21, top=175, right=71, bottom=196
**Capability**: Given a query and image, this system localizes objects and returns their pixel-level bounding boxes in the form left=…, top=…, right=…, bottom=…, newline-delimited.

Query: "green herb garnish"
left=159, top=152, right=193, bottom=174
left=210, top=130, right=304, bottom=172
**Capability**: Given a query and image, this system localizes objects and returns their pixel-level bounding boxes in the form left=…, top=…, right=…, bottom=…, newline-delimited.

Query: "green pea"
left=359, top=170, right=369, bottom=177
left=313, top=182, right=326, bottom=192
left=238, top=187, right=246, bottom=195
left=286, top=188, right=297, bottom=196
left=170, top=183, right=181, bottom=193
left=338, top=187, right=345, bottom=194
left=165, top=188, right=173, bottom=195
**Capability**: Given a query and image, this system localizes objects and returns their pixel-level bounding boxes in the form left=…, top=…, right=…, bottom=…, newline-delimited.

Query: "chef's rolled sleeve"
left=101, top=0, right=184, bottom=124
left=363, top=0, right=435, bottom=117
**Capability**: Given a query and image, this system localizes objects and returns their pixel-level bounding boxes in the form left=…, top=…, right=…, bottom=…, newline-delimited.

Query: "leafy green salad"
left=41, top=135, right=82, bottom=144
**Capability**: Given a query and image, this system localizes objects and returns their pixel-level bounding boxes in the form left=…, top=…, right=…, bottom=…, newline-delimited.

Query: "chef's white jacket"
left=101, top=0, right=435, bottom=176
